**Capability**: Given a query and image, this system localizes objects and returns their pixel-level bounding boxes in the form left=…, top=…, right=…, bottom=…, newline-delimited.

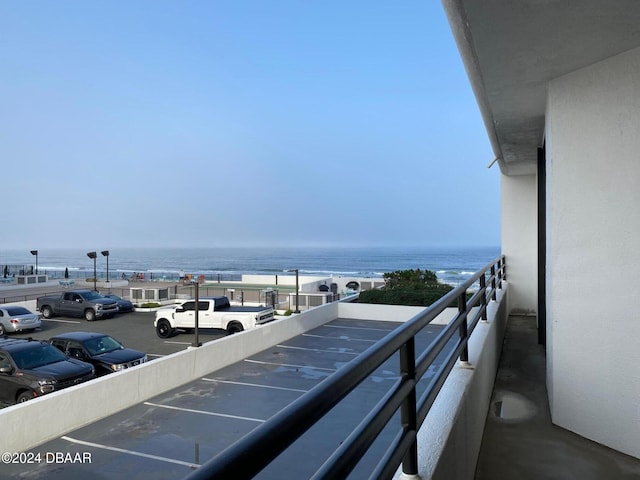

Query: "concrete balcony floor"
left=475, top=315, right=640, bottom=480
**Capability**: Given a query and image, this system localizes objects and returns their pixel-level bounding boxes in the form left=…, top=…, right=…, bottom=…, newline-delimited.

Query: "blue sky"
left=1, top=1, right=499, bottom=249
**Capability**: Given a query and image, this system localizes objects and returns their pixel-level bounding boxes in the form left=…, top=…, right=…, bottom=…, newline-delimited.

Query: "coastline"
left=0, top=245, right=501, bottom=288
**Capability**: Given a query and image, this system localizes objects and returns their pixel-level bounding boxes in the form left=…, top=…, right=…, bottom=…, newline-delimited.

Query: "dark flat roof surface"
left=4, top=318, right=447, bottom=480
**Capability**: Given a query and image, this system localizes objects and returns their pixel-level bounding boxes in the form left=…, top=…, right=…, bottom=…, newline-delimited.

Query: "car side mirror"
left=176, top=307, right=185, bottom=313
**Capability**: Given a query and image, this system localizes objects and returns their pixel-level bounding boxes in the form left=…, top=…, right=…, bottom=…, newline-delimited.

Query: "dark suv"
left=0, top=337, right=95, bottom=405
left=50, top=332, right=147, bottom=376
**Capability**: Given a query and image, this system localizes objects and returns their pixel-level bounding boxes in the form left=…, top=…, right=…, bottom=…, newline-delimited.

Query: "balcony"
left=2, top=256, right=639, bottom=479
left=1, top=259, right=500, bottom=477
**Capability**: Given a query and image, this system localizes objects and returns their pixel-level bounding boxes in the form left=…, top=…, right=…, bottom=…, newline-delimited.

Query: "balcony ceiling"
left=442, top=0, right=640, bottom=175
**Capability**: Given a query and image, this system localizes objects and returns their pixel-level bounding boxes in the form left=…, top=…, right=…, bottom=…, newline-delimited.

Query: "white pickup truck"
left=154, top=296, right=275, bottom=338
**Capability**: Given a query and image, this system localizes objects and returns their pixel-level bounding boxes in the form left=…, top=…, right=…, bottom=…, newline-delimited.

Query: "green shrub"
left=383, top=269, right=439, bottom=290
left=358, top=268, right=456, bottom=307
left=359, top=286, right=454, bottom=307
left=140, top=302, right=161, bottom=308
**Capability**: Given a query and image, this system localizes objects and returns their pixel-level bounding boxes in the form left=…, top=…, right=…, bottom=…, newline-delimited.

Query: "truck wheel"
left=17, top=391, right=34, bottom=403
left=227, top=322, right=244, bottom=335
left=41, top=306, right=54, bottom=319
left=156, top=319, right=175, bottom=338
left=85, top=309, right=96, bottom=322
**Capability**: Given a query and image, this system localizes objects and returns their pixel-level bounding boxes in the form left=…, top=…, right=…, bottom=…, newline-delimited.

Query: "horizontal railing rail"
left=0, top=290, right=63, bottom=304
left=183, top=255, right=506, bottom=480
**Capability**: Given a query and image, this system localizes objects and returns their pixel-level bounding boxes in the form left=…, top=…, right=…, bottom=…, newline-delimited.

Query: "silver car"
left=0, top=306, right=42, bottom=335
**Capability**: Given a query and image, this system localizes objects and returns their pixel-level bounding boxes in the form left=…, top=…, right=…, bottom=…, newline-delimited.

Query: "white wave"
left=38, top=265, right=81, bottom=271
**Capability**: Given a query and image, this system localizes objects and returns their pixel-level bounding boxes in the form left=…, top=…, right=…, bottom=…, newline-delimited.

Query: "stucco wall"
left=501, top=174, right=537, bottom=314
left=546, top=46, right=640, bottom=459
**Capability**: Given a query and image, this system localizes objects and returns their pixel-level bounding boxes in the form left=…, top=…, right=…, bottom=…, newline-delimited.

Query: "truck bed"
left=217, top=306, right=272, bottom=313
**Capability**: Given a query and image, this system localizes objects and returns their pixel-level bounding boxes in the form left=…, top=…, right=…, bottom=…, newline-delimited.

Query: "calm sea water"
left=0, top=246, right=500, bottom=286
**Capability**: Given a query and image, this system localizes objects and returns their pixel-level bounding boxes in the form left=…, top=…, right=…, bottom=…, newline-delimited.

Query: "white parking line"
left=244, top=358, right=337, bottom=372
left=61, top=436, right=199, bottom=468
left=302, top=333, right=378, bottom=343
left=201, top=377, right=308, bottom=393
left=275, top=344, right=359, bottom=355
left=163, top=340, right=192, bottom=345
left=323, top=324, right=394, bottom=332
left=144, top=401, right=265, bottom=423
left=146, top=353, right=165, bottom=358
left=42, top=318, right=81, bottom=324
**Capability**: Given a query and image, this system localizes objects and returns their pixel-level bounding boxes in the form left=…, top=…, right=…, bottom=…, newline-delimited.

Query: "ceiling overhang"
left=442, top=0, right=640, bottom=175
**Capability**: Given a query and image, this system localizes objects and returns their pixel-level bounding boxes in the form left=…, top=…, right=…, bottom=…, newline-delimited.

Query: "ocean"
left=0, top=246, right=501, bottom=287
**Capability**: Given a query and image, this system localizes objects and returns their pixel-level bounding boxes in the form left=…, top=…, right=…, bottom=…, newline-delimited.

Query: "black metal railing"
left=183, top=255, right=506, bottom=480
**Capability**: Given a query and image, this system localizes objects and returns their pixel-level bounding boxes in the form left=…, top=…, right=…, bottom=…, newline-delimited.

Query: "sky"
left=1, top=1, right=499, bottom=250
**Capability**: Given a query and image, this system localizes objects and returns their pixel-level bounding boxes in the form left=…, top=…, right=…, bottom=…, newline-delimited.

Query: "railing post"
left=458, top=293, right=469, bottom=364
left=490, top=265, right=497, bottom=301
left=501, top=256, right=507, bottom=283
left=480, top=274, right=488, bottom=321
left=400, top=338, right=419, bottom=478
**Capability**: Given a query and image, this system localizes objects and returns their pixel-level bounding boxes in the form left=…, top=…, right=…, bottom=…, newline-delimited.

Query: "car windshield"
left=83, top=336, right=123, bottom=355
left=5, top=306, right=31, bottom=316
left=82, top=291, right=103, bottom=300
left=12, top=344, right=68, bottom=369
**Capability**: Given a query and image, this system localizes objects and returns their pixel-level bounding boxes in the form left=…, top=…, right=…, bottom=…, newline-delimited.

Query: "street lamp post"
left=193, top=280, right=201, bottom=348
left=287, top=269, right=300, bottom=313
left=101, top=250, right=110, bottom=283
left=30, top=250, right=38, bottom=275
left=87, top=252, right=97, bottom=291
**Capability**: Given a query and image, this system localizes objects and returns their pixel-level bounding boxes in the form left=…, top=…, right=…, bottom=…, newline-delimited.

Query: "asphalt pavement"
left=8, top=310, right=228, bottom=360
left=0, top=279, right=220, bottom=358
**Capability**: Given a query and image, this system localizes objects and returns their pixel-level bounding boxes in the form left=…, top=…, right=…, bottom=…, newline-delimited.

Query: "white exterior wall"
left=546, top=46, right=640, bottom=458
left=501, top=174, right=537, bottom=314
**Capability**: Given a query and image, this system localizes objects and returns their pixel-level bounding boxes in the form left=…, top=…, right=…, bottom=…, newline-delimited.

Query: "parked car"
left=101, top=294, right=134, bottom=313
left=0, top=337, right=95, bottom=405
left=36, top=290, right=119, bottom=321
left=50, top=332, right=147, bottom=376
left=0, top=306, right=41, bottom=335
left=154, top=296, right=275, bottom=338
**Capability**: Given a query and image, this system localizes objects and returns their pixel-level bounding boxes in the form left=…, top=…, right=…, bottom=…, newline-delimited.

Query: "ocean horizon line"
left=0, top=245, right=501, bottom=288
left=0, top=244, right=500, bottom=253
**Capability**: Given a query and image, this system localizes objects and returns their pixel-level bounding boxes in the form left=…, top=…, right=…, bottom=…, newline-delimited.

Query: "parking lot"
left=10, top=310, right=228, bottom=359
left=2, top=312, right=448, bottom=480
